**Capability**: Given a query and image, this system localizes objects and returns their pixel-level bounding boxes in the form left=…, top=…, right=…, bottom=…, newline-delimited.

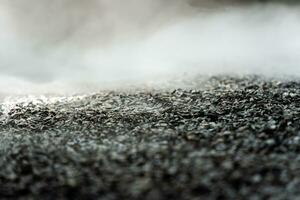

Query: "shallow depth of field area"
left=0, top=0, right=300, bottom=199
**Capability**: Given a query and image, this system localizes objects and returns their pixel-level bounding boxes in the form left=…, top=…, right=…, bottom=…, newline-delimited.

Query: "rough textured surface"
left=0, top=76, right=300, bottom=200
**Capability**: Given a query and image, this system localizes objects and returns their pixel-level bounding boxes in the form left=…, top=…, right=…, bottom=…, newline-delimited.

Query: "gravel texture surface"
left=0, top=76, right=300, bottom=200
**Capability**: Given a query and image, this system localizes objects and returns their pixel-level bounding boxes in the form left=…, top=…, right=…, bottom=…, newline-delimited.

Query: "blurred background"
left=0, top=0, right=300, bottom=94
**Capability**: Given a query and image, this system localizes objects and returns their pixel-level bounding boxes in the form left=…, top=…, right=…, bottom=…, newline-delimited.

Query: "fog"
left=0, top=0, right=300, bottom=94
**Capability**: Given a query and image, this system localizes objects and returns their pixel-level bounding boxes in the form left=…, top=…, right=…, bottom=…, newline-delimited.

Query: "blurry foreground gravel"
left=0, top=76, right=300, bottom=199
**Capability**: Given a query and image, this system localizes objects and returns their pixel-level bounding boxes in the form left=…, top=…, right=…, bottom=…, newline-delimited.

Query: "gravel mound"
left=0, top=76, right=300, bottom=200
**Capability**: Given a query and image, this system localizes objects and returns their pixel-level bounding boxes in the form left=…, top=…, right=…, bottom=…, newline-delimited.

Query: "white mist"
left=0, top=1, right=299, bottom=94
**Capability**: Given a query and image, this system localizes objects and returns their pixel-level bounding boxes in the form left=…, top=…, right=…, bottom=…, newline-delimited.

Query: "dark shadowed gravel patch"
left=0, top=76, right=300, bottom=200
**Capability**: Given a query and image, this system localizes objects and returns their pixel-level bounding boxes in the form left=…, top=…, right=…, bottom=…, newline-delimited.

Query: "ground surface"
left=0, top=76, right=300, bottom=200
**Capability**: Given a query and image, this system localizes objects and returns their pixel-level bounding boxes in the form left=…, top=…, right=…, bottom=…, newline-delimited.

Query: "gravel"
left=0, top=75, right=300, bottom=200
